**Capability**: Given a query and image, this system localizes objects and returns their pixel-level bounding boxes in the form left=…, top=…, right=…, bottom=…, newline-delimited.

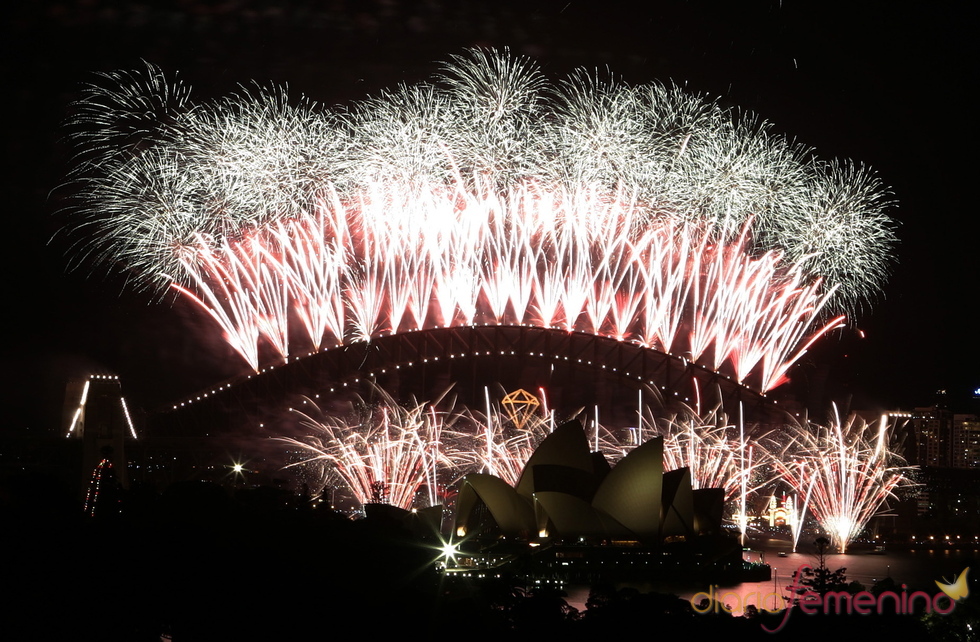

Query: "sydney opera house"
left=449, top=420, right=750, bottom=582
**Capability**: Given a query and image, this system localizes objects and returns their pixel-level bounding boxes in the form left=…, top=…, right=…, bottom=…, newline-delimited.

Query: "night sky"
left=3, top=1, right=977, bottom=435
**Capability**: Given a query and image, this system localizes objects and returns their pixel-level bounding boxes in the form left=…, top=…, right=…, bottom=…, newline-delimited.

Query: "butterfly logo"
left=936, top=567, right=970, bottom=602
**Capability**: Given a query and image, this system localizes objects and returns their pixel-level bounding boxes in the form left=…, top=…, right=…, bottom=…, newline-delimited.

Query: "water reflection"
left=563, top=544, right=978, bottom=616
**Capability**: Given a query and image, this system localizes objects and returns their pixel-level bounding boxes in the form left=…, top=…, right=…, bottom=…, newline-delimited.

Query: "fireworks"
left=772, top=408, right=914, bottom=553
left=276, top=381, right=915, bottom=549
left=280, top=388, right=464, bottom=511
left=57, top=51, right=915, bottom=549
left=597, top=398, right=773, bottom=539
left=63, top=49, right=894, bottom=393
left=593, top=396, right=917, bottom=546
left=465, top=387, right=555, bottom=487
left=278, top=385, right=555, bottom=510
left=658, top=413, right=771, bottom=505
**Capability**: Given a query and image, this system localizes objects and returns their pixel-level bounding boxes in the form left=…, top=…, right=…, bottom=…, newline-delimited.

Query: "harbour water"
left=563, top=543, right=977, bottom=615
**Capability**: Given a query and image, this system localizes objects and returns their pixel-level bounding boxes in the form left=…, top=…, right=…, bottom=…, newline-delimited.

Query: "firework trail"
left=771, top=408, right=914, bottom=553
left=62, top=49, right=895, bottom=391
left=279, top=384, right=561, bottom=510
left=468, top=387, right=554, bottom=487
left=600, top=399, right=773, bottom=506
left=268, top=378, right=913, bottom=550
left=280, top=388, right=466, bottom=511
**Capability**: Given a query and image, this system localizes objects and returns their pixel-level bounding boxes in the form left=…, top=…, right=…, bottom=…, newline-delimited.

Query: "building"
left=951, top=414, right=980, bottom=469
left=448, top=420, right=751, bottom=583
left=910, top=405, right=980, bottom=470
left=911, top=405, right=954, bottom=468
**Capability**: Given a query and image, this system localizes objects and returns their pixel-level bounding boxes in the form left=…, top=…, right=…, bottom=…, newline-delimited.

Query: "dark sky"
left=4, top=1, right=978, bottom=435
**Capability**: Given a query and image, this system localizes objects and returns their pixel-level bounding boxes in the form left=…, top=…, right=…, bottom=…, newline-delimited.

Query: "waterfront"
left=564, top=543, right=977, bottom=615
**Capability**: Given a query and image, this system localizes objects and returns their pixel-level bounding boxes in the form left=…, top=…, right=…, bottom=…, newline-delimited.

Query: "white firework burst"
left=61, top=48, right=897, bottom=384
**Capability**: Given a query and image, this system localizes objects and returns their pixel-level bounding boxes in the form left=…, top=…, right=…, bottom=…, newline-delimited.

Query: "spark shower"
left=60, top=50, right=910, bottom=551
left=279, top=388, right=912, bottom=554
left=62, top=48, right=895, bottom=393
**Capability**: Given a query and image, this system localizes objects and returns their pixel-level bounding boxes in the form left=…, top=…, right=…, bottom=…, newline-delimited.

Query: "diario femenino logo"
left=690, top=565, right=969, bottom=633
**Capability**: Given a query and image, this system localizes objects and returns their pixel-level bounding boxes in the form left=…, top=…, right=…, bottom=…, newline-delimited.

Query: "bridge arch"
left=163, top=325, right=795, bottom=432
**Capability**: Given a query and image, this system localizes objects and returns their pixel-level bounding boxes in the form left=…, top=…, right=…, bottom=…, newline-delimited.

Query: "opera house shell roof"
left=454, top=420, right=724, bottom=545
